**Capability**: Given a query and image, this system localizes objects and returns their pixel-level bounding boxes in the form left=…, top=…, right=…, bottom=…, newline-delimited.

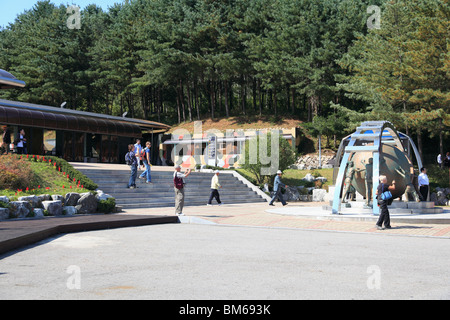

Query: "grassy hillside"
left=0, top=155, right=96, bottom=199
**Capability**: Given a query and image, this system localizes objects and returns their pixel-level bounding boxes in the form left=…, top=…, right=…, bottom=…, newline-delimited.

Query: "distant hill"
left=167, top=116, right=302, bottom=134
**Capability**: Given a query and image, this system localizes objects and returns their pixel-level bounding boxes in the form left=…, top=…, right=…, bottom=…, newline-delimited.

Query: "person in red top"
left=173, top=165, right=191, bottom=216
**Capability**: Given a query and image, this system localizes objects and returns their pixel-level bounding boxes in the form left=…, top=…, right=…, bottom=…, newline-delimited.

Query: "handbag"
left=380, top=183, right=392, bottom=200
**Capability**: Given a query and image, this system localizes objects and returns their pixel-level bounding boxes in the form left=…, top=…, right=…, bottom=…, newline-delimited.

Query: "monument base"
left=324, top=200, right=443, bottom=215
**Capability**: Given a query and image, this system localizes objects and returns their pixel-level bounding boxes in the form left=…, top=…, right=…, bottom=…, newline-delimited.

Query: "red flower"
left=26, top=187, right=29, bottom=191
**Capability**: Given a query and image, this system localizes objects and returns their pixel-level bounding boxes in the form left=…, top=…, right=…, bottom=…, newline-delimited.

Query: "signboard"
left=207, top=135, right=217, bottom=166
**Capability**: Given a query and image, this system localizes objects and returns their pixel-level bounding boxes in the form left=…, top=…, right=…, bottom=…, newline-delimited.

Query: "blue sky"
left=0, top=0, right=122, bottom=28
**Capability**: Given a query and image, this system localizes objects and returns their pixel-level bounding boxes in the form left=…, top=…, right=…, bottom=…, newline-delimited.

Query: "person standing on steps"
left=139, top=141, right=152, bottom=183
left=125, top=144, right=138, bottom=189
left=207, top=170, right=222, bottom=206
left=269, top=170, right=288, bottom=206
left=134, top=139, right=143, bottom=170
left=174, top=165, right=191, bottom=216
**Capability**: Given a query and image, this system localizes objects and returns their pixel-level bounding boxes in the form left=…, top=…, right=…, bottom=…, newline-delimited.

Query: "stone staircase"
left=78, top=167, right=267, bottom=210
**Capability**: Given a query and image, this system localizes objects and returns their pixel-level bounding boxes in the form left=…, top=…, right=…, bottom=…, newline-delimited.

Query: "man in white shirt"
left=207, top=170, right=222, bottom=206
left=437, top=153, right=442, bottom=169
left=418, top=167, right=429, bottom=201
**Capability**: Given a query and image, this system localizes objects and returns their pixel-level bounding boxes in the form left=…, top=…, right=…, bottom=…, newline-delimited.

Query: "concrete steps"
left=77, top=168, right=266, bottom=209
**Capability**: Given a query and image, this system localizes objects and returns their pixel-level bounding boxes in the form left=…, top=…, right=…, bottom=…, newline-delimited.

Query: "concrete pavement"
left=124, top=202, right=450, bottom=238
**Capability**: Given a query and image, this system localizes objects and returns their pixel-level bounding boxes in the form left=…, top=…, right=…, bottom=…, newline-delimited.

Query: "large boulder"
left=42, top=200, right=63, bottom=216
left=0, top=208, right=10, bottom=220
left=0, top=196, right=10, bottom=204
left=9, top=201, right=32, bottom=219
left=76, top=193, right=98, bottom=214
left=63, top=206, right=78, bottom=216
left=95, top=190, right=113, bottom=201
left=65, top=192, right=81, bottom=206
left=285, top=186, right=301, bottom=201
left=312, top=189, right=327, bottom=202
left=18, top=195, right=42, bottom=208
left=51, top=195, right=65, bottom=204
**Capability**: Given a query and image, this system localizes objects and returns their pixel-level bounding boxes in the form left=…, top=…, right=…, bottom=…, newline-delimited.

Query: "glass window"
left=43, top=130, right=56, bottom=155
left=74, top=133, right=85, bottom=162
left=102, top=135, right=111, bottom=163
left=63, top=132, right=73, bottom=161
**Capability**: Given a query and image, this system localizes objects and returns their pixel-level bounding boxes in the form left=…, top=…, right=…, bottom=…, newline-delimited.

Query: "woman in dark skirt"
left=376, top=175, right=396, bottom=230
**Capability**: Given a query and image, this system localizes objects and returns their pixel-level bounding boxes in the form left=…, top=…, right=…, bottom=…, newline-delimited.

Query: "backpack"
left=174, top=173, right=184, bottom=189
left=125, top=152, right=133, bottom=165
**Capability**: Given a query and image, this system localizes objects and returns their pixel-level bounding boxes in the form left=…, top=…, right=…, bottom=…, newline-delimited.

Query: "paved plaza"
left=0, top=202, right=449, bottom=300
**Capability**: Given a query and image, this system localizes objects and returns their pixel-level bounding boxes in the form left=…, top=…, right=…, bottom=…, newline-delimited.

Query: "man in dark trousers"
left=418, top=167, right=429, bottom=201
left=207, top=170, right=222, bottom=206
left=376, top=175, right=396, bottom=230
left=269, top=170, right=288, bottom=206
left=2, top=126, right=11, bottom=154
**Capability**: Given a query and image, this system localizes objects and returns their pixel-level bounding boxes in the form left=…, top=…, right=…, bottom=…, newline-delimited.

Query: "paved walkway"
left=125, top=202, right=450, bottom=238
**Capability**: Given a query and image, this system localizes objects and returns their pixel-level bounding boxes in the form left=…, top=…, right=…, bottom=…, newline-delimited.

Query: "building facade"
left=0, top=69, right=170, bottom=163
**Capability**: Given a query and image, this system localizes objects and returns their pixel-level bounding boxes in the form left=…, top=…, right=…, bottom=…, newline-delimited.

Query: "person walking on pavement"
left=207, top=170, right=222, bottom=206
left=269, top=170, right=288, bottom=206
left=418, top=167, right=429, bottom=201
left=139, top=141, right=152, bottom=183
left=376, top=175, right=396, bottom=230
left=174, top=165, right=191, bottom=216
left=125, top=144, right=138, bottom=189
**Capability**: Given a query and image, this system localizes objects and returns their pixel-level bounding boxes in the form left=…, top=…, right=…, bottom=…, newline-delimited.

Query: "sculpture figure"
left=342, top=161, right=356, bottom=203
left=395, top=166, right=420, bottom=202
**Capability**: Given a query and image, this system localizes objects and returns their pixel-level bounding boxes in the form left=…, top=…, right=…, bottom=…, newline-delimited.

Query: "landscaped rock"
left=65, top=192, right=81, bottom=206
left=33, top=208, right=45, bottom=218
left=38, top=194, right=51, bottom=202
left=285, top=186, right=301, bottom=201
left=51, top=195, right=64, bottom=204
left=0, top=208, right=9, bottom=220
left=18, top=195, right=42, bottom=208
left=95, top=190, right=113, bottom=201
left=63, top=206, right=77, bottom=216
left=75, top=193, right=97, bottom=214
left=9, top=201, right=32, bottom=219
left=42, top=200, right=63, bottom=216
left=312, top=189, right=327, bottom=202
left=0, top=196, right=10, bottom=204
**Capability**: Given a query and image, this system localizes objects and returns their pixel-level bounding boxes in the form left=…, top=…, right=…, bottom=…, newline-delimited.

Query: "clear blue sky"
left=0, top=0, right=122, bottom=28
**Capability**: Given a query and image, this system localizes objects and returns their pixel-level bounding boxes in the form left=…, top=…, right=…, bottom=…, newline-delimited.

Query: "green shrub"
left=97, top=198, right=116, bottom=214
left=0, top=155, right=36, bottom=190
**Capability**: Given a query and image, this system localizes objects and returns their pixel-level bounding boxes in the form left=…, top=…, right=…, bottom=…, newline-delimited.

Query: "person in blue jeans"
left=139, top=141, right=152, bottom=183
left=125, top=144, right=138, bottom=189
left=269, top=170, right=288, bottom=206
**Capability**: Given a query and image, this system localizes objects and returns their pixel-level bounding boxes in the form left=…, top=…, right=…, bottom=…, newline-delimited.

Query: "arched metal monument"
left=332, top=121, right=423, bottom=215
